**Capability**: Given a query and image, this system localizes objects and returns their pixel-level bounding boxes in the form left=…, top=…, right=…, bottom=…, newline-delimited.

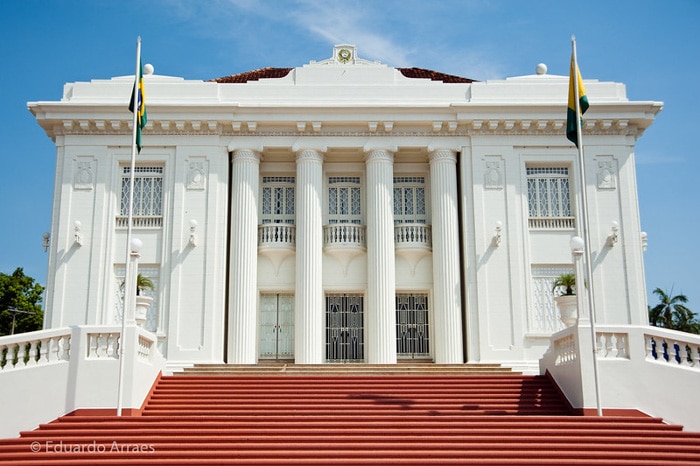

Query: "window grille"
left=325, top=294, right=364, bottom=362
left=393, top=177, right=427, bottom=224
left=328, top=176, right=362, bottom=224
left=396, top=293, right=430, bottom=358
left=526, top=166, right=574, bottom=229
left=530, top=266, right=573, bottom=334
left=261, top=176, right=295, bottom=224
left=118, top=166, right=163, bottom=228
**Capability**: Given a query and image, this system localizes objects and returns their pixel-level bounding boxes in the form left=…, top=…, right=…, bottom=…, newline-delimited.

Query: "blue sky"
left=0, top=0, right=698, bottom=310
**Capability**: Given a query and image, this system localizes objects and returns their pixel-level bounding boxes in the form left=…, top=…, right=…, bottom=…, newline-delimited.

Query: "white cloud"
left=158, top=0, right=505, bottom=79
left=635, top=151, right=685, bottom=165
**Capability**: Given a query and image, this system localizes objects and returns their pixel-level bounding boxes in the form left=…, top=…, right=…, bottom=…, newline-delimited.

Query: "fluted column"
left=295, top=149, right=324, bottom=364
left=365, top=149, right=397, bottom=363
left=227, top=149, right=260, bottom=364
left=429, top=149, right=464, bottom=363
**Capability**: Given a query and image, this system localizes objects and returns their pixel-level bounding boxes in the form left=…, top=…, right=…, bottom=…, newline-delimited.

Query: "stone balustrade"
left=0, top=325, right=165, bottom=438
left=323, top=223, right=367, bottom=248
left=541, top=323, right=700, bottom=431
left=258, top=223, right=296, bottom=247
left=394, top=223, right=432, bottom=247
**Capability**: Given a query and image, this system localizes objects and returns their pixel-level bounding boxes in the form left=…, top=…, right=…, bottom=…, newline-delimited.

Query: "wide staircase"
left=2, top=364, right=700, bottom=465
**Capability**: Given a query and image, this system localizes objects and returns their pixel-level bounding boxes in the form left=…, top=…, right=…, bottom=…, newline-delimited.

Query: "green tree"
left=649, top=287, right=699, bottom=334
left=0, top=268, right=44, bottom=336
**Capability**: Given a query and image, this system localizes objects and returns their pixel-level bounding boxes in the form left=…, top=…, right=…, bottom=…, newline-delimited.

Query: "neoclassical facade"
left=29, top=45, right=661, bottom=369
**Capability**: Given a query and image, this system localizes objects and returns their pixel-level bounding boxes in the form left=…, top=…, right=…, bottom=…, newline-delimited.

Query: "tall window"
left=119, top=166, right=163, bottom=228
left=261, top=176, right=295, bottom=224
left=526, top=166, right=574, bottom=229
left=393, top=177, right=426, bottom=224
left=328, top=176, right=362, bottom=224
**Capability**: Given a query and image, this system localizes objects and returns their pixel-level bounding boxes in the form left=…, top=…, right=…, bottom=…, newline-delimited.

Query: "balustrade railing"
left=258, top=223, right=296, bottom=247
left=87, top=331, right=120, bottom=359
left=0, top=328, right=72, bottom=370
left=394, top=223, right=432, bottom=247
left=528, top=217, right=576, bottom=230
left=116, top=216, right=163, bottom=228
left=0, top=326, right=161, bottom=371
left=645, top=331, right=700, bottom=368
left=548, top=326, right=700, bottom=370
left=324, top=223, right=366, bottom=247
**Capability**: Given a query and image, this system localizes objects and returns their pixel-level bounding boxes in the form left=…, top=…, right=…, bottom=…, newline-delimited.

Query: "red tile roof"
left=397, top=67, right=476, bottom=83
left=210, top=68, right=294, bottom=83
left=210, top=67, right=476, bottom=84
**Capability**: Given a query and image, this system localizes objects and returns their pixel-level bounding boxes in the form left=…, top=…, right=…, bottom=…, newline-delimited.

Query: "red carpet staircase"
left=2, top=364, right=700, bottom=465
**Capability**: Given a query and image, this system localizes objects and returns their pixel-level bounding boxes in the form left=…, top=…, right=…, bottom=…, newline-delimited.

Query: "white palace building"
left=30, top=43, right=658, bottom=367
left=3, top=44, right=699, bottom=436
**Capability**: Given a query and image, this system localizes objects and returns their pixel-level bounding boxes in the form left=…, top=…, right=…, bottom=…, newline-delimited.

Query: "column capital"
left=295, top=148, right=325, bottom=163
left=428, top=148, right=457, bottom=164
left=231, top=148, right=262, bottom=163
left=364, top=148, right=394, bottom=164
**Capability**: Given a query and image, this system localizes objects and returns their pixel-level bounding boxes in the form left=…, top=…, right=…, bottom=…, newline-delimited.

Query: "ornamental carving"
left=187, top=159, right=207, bottom=191
left=73, top=158, right=95, bottom=190
left=484, top=160, right=504, bottom=190
left=596, top=159, right=616, bottom=190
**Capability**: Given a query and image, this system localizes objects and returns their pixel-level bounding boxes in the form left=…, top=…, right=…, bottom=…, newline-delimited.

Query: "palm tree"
left=136, top=274, right=154, bottom=296
left=552, top=273, right=576, bottom=296
left=649, top=287, right=697, bottom=333
left=120, top=274, right=154, bottom=297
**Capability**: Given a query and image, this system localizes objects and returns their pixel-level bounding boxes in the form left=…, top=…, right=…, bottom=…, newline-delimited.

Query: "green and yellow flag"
left=566, top=54, right=588, bottom=147
left=128, top=59, right=147, bottom=153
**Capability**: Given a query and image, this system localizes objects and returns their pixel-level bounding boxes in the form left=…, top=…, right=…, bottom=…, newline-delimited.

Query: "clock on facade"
left=337, top=48, right=352, bottom=63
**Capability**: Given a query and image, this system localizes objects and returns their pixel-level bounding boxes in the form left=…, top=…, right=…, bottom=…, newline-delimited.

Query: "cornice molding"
left=47, top=117, right=644, bottom=139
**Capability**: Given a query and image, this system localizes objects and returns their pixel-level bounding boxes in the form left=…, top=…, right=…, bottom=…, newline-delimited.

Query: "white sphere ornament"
left=144, top=63, right=154, bottom=75
left=131, top=238, right=143, bottom=253
left=570, top=236, right=584, bottom=257
left=536, top=63, right=547, bottom=75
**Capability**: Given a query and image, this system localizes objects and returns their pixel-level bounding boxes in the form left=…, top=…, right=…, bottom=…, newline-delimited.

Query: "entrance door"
left=325, top=294, right=364, bottom=362
left=259, top=294, right=294, bottom=360
left=396, top=293, right=431, bottom=359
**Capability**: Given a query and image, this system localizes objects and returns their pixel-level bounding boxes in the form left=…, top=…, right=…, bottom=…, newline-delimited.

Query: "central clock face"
left=338, top=48, right=352, bottom=63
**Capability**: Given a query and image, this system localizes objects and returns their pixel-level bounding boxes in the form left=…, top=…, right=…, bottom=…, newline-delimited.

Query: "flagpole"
left=117, top=36, right=142, bottom=417
left=571, top=35, right=603, bottom=417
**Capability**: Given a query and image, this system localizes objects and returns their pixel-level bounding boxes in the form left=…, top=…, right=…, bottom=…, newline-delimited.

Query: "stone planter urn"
left=134, top=295, right=153, bottom=327
left=554, top=295, right=578, bottom=327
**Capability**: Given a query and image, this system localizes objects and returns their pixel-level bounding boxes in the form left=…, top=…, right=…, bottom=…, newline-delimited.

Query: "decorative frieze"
left=47, top=117, right=643, bottom=139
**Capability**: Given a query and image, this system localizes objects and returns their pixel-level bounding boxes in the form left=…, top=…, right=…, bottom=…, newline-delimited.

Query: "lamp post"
left=117, top=238, right=142, bottom=416
left=570, top=234, right=602, bottom=417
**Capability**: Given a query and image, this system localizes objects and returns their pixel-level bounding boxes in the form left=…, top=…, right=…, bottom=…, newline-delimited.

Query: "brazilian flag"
left=566, top=55, right=588, bottom=147
left=128, top=60, right=147, bottom=153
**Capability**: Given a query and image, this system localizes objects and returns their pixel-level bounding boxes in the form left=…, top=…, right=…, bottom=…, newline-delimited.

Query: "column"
left=227, top=149, right=260, bottom=364
left=295, top=149, right=324, bottom=364
left=365, top=149, right=397, bottom=363
left=429, top=149, right=464, bottom=363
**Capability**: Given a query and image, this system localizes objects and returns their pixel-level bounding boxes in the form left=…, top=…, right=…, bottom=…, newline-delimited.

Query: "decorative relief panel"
left=73, top=157, right=95, bottom=191
left=596, top=158, right=617, bottom=190
left=186, top=158, right=208, bottom=191
left=484, top=159, right=503, bottom=190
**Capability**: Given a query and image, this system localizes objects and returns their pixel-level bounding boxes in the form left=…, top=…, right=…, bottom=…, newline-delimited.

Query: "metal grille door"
left=325, top=294, right=364, bottom=362
left=259, top=294, right=294, bottom=360
left=396, top=293, right=430, bottom=359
